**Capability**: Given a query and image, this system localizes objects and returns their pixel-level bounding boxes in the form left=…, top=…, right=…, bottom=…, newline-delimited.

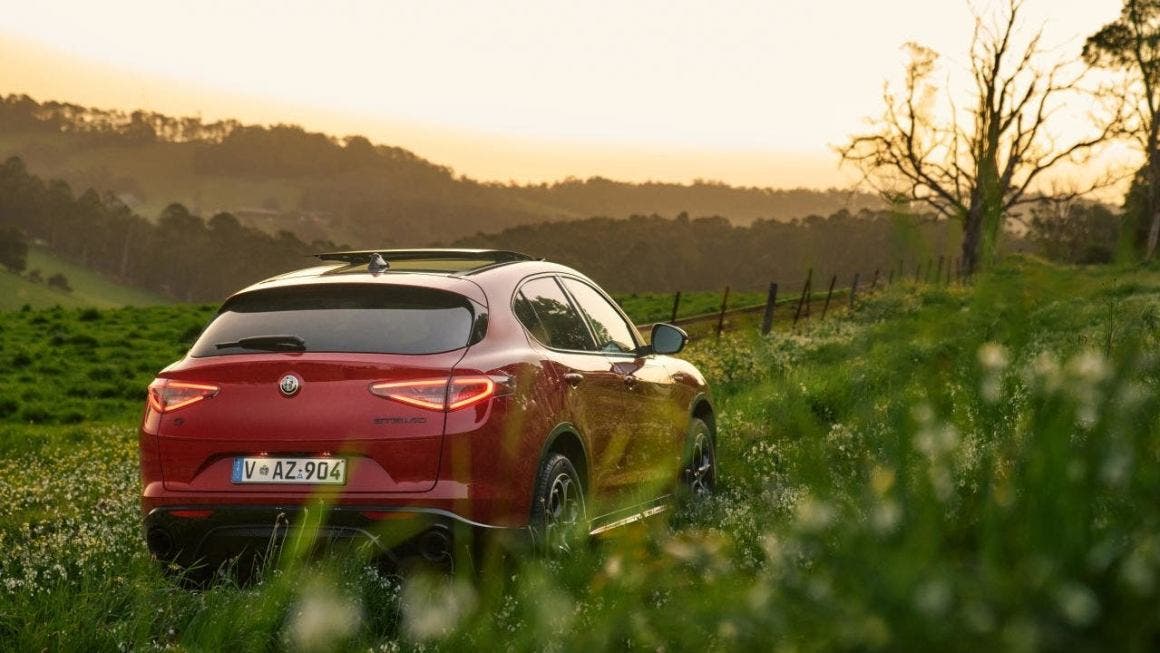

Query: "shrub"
left=47, top=273, right=72, bottom=292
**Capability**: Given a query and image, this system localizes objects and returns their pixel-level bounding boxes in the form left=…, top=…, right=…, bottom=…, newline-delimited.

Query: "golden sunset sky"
left=0, top=0, right=1125, bottom=189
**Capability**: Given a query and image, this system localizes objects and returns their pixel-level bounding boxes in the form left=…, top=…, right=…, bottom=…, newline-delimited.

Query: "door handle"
left=562, top=372, right=584, bottom=387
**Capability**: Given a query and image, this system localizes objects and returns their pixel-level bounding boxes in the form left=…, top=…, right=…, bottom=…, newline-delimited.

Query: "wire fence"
left=634, top=254, right=970, bottom=338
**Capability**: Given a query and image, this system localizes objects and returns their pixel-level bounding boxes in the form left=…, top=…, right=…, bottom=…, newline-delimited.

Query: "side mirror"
left=650, top=323, right=688, bottom=355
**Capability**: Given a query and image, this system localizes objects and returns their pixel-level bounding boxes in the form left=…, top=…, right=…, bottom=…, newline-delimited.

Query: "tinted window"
left=561, top=279, right=637, bottom=353
left=190, top=284, right=475, bottom=357
left=513, top=278, right=595, bottom=351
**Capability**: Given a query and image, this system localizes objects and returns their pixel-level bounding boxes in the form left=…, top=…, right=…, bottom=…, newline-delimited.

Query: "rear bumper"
left=144, top=504, right=524, bottom=572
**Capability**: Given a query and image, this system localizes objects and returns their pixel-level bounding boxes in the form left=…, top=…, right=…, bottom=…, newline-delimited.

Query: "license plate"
left=231, top=457, right=347, bottom=484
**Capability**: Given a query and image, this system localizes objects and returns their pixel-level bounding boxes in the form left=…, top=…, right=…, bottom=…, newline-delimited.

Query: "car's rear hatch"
left=152, top=281, right=483, bottom=494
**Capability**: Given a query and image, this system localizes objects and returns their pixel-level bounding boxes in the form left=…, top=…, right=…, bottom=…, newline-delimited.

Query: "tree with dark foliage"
left=0, top=226, right=28, bottom=274
left=1027, top=200, right=1119, bottom=264
left=1085, top=0, right=1160, bottom=259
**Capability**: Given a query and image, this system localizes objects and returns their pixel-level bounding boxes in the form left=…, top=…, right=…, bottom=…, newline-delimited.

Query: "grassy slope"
left=0, top=258, right=1158, bottom=649
left=0, top=246, right=166, bottom=310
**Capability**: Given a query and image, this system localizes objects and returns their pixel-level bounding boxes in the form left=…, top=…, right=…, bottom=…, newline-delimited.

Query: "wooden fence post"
left=670, top=291, right=682, bottom=323
left=715, top=285, right=730, bottom=339
left=871, top=268, right=880, bottom=291
left=793, top=268, right=813, bottom=327
left=888, top=268, right=895, bottom=285
left=821, top=274, right=837, bottom=318
left=849, top=272, right=860, bottom=309
left=915, top=264, right=921, bottom=283
left=925, top=258, right=933, bottom=283
left=936, top=256, right=944, bottom=284
left=760, top=282, right=778, bottom=335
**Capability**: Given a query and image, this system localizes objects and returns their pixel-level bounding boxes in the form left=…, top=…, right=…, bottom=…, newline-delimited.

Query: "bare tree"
left=1085, top=0, right=1160, bottom=259
left=840, top=0, right=1116, bottom=274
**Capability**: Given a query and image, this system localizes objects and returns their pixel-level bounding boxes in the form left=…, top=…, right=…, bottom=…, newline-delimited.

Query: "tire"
left=678, top=418, right=717, bottom=504
left=530, top=453, right=587, bottom=555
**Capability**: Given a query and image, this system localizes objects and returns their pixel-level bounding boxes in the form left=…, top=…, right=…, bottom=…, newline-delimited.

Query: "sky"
left=0, top=0, right=1126, bottom=189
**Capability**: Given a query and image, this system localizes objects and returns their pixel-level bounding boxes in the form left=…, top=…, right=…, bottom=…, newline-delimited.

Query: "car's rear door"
left=558, top=277, right=682, bottom=504
left=512, top=276, right=632, bottom=516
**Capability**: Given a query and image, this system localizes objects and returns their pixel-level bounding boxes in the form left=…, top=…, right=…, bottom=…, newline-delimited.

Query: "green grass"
left=1, top=257, right=1159, bottom=650
left=0, top=303, right=216, bottom=424
left=0, top=246, right=166, bottom=310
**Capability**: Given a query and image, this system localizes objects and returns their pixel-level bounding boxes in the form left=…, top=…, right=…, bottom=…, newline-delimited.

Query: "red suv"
left=139, top=249, right=715, bottom=574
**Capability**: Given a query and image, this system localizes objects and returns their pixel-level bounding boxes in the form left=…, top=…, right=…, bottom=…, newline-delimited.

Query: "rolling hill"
left=0, top=94, right=881, bottom=247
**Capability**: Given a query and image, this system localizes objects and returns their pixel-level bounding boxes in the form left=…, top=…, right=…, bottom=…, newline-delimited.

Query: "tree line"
left=0, top=156, right=334, bottom=302
left=455, top=210, right=962, bottom=293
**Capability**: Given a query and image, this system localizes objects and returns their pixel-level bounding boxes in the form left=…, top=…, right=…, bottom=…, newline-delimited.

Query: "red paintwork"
left=139, top=259, right=711, bottom=532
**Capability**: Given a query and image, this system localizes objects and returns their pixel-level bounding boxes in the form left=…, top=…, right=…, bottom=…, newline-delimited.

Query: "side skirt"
left=588, top=502, right=669, bottom=536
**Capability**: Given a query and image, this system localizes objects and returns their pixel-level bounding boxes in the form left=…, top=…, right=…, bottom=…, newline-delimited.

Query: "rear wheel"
left=531, top=453, right=587, bottom=555
left=679, top=418, right=716, bottom=504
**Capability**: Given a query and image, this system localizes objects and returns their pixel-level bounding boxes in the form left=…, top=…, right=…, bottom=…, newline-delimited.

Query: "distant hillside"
left=0, top=246, right=165, bottom=310
left=0, top=94, right=881, bottom=246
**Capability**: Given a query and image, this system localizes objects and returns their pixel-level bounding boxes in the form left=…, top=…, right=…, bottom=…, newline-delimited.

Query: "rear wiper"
left=214, top=334, right=306, bottom=352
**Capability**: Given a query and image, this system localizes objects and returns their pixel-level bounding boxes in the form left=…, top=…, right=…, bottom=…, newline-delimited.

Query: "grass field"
left=1, top=257, right=1158, bottom=650
left=0, top=303, right=215, bottom=424
left=0, top=246, right=166, bottom=310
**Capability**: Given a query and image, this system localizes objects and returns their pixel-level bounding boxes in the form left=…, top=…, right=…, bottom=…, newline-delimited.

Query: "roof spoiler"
left=313, top=249, right=534, bottom=265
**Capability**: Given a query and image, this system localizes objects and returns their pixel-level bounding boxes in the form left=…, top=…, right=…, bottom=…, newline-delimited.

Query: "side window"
left=561, top=278, right=637, bottom=354
left=512, top=290, right=551, bottom=344
left=513, top=278, right=595, bottom=351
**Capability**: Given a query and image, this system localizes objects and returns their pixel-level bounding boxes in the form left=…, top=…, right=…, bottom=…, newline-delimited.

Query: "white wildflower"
left=402, top=575, right=477, bottom=642
left=913, top=578, right=951, bottom=617
left=977, top=342, right=1009, bottom=372
left=794, top=496, right=834, bottom=533
left=1054, top=582, right=1099, bottom=627
left=288, top=584, right=362, bottom=651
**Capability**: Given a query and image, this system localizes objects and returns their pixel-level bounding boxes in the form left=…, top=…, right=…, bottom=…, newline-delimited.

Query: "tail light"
left=148, top=379, right=220, bottom=413
left=370, top=376, right=496, bottom=411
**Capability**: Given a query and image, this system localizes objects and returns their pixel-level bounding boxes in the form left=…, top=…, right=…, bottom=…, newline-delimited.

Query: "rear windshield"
left=190, top=284, right=476, bottom=357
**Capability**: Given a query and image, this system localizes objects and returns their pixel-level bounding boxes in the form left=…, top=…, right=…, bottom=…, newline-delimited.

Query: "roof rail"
left=314, top=248, right=534, bottom=265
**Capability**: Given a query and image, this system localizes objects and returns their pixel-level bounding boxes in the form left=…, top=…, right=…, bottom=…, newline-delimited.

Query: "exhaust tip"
left=418, top=528, right=451, bottom=562
left=146, top=527, right=175, bottom=559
